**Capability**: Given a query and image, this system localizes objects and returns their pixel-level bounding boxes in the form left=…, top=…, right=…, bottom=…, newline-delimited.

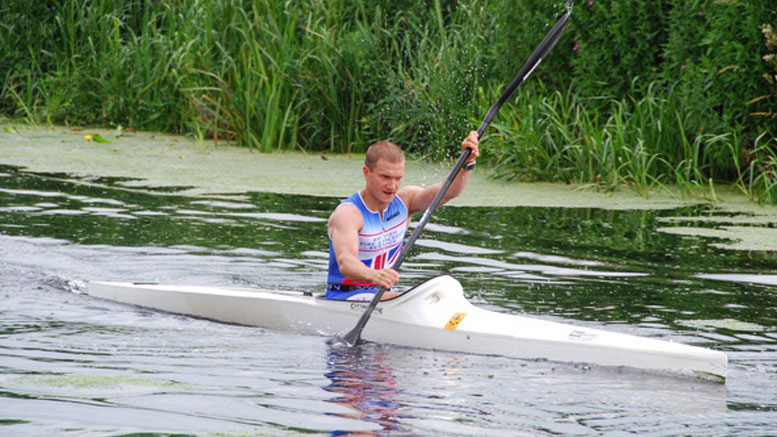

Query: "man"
left=326, top=131, right=480, bottom=300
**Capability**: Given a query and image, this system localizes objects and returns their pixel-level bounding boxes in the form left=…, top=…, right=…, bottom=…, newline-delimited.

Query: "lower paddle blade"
left=340, top=326, right=361, bottom=347
left=326, top=335, right=355, bottom=348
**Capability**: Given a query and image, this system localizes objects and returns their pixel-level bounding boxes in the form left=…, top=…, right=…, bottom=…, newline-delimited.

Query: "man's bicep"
left=329, top=206, right=361, bottom=260
left=400, top=184, right=439, bottom=215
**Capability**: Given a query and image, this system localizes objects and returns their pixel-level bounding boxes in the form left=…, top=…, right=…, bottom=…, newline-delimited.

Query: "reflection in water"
left=324, top=344, right=405, bottom=435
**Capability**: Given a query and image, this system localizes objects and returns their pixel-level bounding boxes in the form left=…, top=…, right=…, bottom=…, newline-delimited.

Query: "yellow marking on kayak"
left=444, top=312, right=467, bottom=330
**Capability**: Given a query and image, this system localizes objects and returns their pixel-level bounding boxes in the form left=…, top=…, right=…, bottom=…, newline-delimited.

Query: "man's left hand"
left=461, top=130, right=480, bottom=163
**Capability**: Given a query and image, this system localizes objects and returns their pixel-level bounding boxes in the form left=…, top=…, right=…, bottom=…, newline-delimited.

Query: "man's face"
left=363, top=158, right=404, bottom=206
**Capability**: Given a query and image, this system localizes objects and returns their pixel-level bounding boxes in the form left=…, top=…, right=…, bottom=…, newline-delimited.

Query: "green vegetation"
left=1, top=0, right=776, bottom=202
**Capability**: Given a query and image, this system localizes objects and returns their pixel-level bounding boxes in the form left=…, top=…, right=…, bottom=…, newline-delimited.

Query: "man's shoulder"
left=334, top=201, right=360, bottom=213
left=329, top=202, right=362, bottom=227
left=398, top=185, right=422, bottom=214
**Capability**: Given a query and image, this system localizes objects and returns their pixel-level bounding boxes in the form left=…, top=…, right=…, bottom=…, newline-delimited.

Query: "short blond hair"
left=365, top=141, right=405, bottom=170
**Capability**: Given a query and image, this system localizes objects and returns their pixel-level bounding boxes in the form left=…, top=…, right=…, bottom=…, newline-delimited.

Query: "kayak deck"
left=88, top=275, right=727, bottom=382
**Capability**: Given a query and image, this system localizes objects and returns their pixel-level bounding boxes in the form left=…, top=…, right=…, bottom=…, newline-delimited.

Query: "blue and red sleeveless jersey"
left=327, top=191, right=408, bottom=293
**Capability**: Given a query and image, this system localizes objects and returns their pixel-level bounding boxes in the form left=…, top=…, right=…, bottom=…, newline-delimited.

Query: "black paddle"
left=337, top=11, right=571, bottom=347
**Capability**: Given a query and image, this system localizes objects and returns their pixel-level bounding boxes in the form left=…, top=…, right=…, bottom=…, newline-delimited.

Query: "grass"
left=1, top=0, right=776, bottom=203
left=485, top=81, right=777, bottom=202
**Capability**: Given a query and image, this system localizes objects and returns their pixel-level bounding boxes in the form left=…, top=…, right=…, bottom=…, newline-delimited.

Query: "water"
left=1, top=163, right=776, bottom=435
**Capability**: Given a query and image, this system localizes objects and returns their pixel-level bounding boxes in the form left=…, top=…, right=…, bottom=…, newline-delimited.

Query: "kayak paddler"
left=325, top=132, right=480, bottom=301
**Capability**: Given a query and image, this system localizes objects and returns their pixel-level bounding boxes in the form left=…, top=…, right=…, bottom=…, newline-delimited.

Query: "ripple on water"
left=1, top=163, right=777, bottom=434
left=695, top=273, right=777, bottom=288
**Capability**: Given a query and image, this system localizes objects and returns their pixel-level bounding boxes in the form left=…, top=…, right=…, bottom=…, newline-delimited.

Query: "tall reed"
left=1, top=0, right=775, bottom=202
left=486, top=80, right=777, bottom=200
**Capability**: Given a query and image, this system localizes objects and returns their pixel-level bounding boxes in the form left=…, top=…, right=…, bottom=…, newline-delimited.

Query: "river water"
left=1, top=163, right=776, bottom=435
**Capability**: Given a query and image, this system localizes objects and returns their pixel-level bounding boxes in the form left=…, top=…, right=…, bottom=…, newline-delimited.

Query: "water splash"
left=64, top=279, right=88, bottom=295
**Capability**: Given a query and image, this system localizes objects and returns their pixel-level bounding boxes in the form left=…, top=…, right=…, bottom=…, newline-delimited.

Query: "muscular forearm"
left=440, top=168, right=472, bottom=204
left=337, top=254, right=399, bottom=289
left=438, top=131, right=477, bottom=204
left=338, top=255, right=375, bottom=284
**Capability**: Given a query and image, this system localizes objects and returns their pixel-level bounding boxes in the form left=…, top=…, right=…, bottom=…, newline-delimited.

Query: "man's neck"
left=360, top=188, right=390, bottom=216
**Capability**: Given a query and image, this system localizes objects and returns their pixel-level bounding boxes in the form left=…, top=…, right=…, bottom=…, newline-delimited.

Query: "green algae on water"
left=3, top=124, right=777, bottom=252
left=0, top=125, right=706, bottom=208
left=14, top=374, right=192, bottom=389
left=678, top=319, right=768, bottom=332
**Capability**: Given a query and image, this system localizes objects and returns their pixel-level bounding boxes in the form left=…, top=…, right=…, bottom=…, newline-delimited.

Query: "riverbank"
left=2, top=123, right=777, bottom=251
left=0, top=123, right=740, bottom=208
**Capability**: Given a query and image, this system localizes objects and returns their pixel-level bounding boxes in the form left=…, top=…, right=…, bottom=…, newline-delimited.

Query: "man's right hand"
left=369, top=268, right=399, bottom=289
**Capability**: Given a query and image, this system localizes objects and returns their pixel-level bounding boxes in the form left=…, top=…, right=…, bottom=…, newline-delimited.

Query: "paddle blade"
left=339, top=309, right=371, bottom=347
left=327, top=334, right=358, bottom=348
left=342, top=331, right=361, bottom=347
left=334, top=285, right=387, bottom=348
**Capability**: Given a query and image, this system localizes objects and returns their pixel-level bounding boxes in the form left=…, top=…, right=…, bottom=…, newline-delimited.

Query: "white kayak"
left=88, top=275, right=727, bottom=382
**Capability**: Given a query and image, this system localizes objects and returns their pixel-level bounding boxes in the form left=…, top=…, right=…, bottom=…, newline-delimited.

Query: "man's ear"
left=362, top=165, right=369, bottom=178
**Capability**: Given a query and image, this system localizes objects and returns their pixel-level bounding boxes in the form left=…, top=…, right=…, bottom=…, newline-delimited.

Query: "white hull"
left=88, top=275, right=727, bottom=381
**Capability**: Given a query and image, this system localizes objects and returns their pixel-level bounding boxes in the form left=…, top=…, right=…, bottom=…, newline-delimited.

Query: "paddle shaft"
left=341, top=12, right=570, bottom=346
